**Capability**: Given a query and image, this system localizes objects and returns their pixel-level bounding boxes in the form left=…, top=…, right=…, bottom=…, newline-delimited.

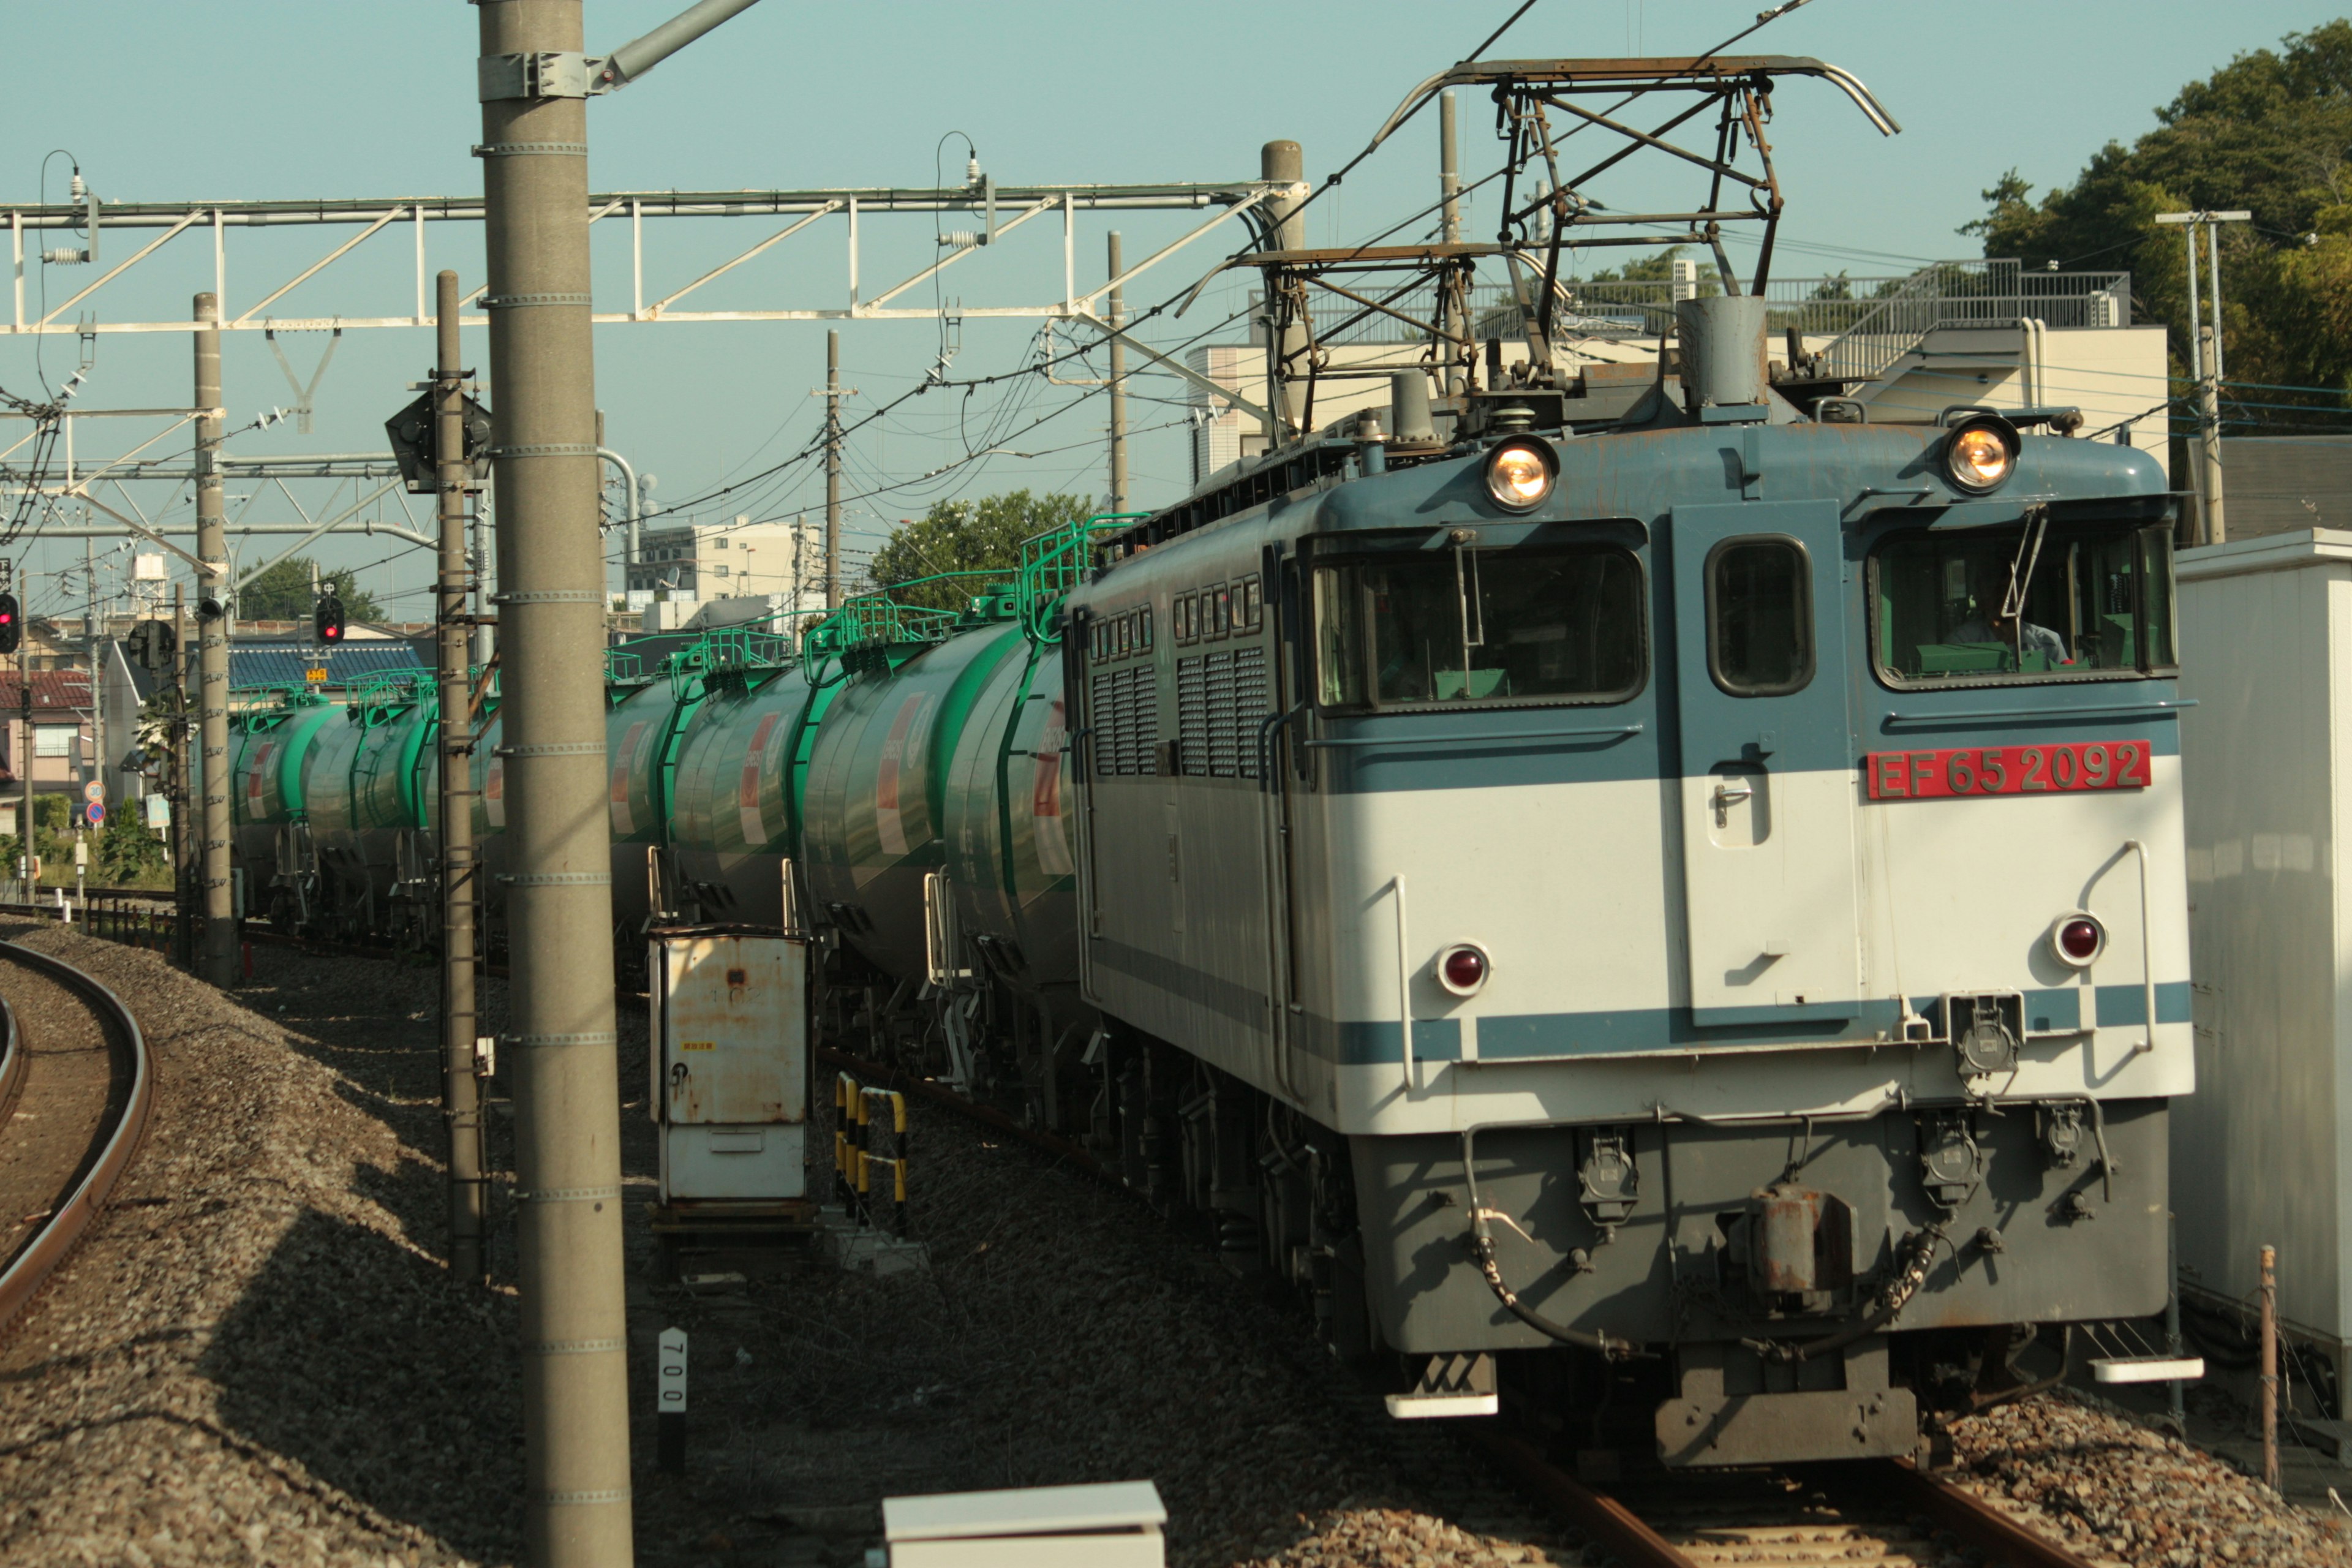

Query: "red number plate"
left=1865, top=741, right=2152, bottom=801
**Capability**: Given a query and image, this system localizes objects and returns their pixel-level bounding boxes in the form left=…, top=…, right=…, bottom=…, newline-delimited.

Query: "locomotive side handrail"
left=1879, top=700, right=2195, bottom=728
left=1308, top=722, right=1645, bottom=748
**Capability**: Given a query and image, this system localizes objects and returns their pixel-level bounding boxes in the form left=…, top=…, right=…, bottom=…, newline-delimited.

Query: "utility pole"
left=2157, top=209, right=2250, bottom=545
left=434, top=269, right=486, bottom=1287
left=477, top=4, right=631, bottom=1562
left=1439, top=89, right=1463, bottom=393
left=85, top=536, right=104, bottom=821
left=17, top=636, right=29, bottom=901
left=477, top=4, right=767, bottom=1561
left=1259, top=140, right=1308, bottom=445
left=170, top=582, right=189, bottom=967
left=1440, top=89, right=1462, bottom=246
left=824, top=329, right=842, bottom=608
left=1107, top=232, right=1128, bottom=513
left=194, top=293, right=234, bottom=986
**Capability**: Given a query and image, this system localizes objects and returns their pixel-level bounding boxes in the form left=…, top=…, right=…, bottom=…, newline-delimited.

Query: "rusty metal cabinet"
left=650, top=929, right=810, bottom=1205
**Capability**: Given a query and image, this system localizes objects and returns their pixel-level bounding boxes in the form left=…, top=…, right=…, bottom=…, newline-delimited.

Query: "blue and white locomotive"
left=1024, top=288, right=2188, bottom=1463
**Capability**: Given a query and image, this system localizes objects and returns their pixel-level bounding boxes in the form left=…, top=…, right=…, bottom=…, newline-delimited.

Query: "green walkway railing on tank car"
left=796, top=569, right=1011, bottom=669
left=664, top=624, right=799, bottom=700
left=1016, top=511, right=1148, bottom=645
left=228, top=682, right=330, bottom=718
left=349, top=669, right=428, bottom=728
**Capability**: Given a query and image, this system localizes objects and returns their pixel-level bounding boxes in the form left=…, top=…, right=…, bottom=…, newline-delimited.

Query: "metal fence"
left=1303, top=260, right=2131, bottom=380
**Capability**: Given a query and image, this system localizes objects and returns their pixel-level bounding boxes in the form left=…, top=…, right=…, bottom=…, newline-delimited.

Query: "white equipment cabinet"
left=2177, top=529, right=2352, bottom=1398
left=649, top=927, right=810, bottom=1210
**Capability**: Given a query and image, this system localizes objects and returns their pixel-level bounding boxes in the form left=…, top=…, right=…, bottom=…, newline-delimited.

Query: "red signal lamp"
left=2049, top=912, right=2106, bottom=970
left=1437, top=943, right=1491, bottom=997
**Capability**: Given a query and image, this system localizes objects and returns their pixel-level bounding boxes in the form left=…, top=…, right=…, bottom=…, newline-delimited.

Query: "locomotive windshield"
left=1314, top=543, right=1644, bottom=710
left=1871, top=520, right=2176, bottom=685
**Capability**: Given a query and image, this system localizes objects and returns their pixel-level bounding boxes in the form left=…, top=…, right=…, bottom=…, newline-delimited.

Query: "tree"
left=1964, top=22, right=2352, bottom=405
left=238, top=556, right=385, bottom=622
left=864, top=491, right=1094, bottom=611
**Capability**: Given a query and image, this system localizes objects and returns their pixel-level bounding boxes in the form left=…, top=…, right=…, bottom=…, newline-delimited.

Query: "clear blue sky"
left=0, top=1, right=2337, bottom=620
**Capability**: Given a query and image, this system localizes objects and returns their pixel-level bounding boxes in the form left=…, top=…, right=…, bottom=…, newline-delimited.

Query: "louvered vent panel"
left=1177, top=657, right=1207, bottom=776
left=1205, top=652, right=1237, bottom=777
left=1232, top=646, right=1268, bottom=780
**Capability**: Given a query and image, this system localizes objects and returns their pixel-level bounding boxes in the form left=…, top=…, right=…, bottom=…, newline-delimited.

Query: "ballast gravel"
left=1941, top=1387, right=2352, bottom=1567
left=0, top=927, right=2342, bottom=1568
left=0, top=926, right=524, bottom=1567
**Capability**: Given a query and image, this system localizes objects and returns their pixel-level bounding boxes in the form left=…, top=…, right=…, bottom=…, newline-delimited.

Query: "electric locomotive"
left=1020, top=295, right=2187, bottom=1463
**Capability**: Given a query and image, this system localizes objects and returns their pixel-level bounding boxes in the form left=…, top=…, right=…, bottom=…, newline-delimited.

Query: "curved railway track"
left=0, top=939, right=154, bottom=1336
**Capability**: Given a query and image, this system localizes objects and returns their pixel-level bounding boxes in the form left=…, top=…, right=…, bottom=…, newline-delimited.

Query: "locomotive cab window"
left=1315, top=541, right=1645, bottom=710
left=1872, top=518, right=2176, bottom=686
left=1707, top=537, right=1813, bottom=696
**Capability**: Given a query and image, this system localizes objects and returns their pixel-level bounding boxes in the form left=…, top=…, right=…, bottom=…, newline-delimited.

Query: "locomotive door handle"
left=1710, top=781, right=1752, bottom=826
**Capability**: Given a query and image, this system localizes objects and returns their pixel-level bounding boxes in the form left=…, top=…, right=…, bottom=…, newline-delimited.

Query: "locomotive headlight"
left=1436, top=943, right=1491, bottom=997
left=1485, top=439, right=1556, bottom=511
left=1942, top=417, right=2019, bottom=494
left=2048, top=911, right=2106, bottom=970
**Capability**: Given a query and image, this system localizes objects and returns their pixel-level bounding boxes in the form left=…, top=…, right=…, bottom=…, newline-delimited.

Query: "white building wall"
left=629, top=519, right=825, bottom=601
left=2176, top=529, right=2352, bottom=1356
left=1853, top=325, right=2171, bottom=476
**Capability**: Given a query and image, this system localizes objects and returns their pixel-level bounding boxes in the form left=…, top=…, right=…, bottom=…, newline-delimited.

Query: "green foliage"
left=97, top=815, right=169, bottom=885
left=239, top=556, right=386, bottom=623
left=1574, top=245, right=1723, bottom=298
left=865, top=491, right=1093, bottom=611
left=1965, top=21, right=2352, bottom=402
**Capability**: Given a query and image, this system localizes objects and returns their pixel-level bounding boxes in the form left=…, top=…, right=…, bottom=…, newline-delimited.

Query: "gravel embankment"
left=1943, top=1387, right=2352, bottom=1567
left=1, top=929, right=2343, bottom=1568
left=0, top=927, right=524, bottom=1567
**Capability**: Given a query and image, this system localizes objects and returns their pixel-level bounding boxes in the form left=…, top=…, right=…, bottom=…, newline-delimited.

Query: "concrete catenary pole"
left=193, top=293, right=234, bottom=986
left=14, top=606, right=28, bottom=901
left=824, top=330, right=842, bottom=608
left=85, top=535, right=104, bottom=817
left=475, top=3, right=634, bottom=1562
left=170, top=582, right=190, bottom=967
left=435, top=269, right=487, bottom=1287
left=1259, top=141, right=1308, bottom=443
left=1107, top=232, right=1128, bottom=513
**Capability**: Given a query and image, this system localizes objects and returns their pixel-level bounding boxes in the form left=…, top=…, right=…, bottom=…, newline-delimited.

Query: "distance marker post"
left=657, top=1325, right=687, bottom=1474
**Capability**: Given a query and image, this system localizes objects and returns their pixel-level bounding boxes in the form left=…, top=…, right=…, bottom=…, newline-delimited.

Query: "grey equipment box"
left=649, top=927, right=810, bottom=1207
left=881, top=1480, right=1164, bottom=1567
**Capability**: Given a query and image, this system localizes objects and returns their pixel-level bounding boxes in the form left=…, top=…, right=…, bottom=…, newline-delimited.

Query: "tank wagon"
left=219, top=53, right=2193, bottom=1466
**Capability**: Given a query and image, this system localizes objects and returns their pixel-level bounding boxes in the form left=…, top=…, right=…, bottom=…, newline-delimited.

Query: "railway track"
left=147, top=927, right=2112, bottom=1566
left=0, top=939, right=154, bottom=1336
left=814, top=1042, right=2108, bottom=1568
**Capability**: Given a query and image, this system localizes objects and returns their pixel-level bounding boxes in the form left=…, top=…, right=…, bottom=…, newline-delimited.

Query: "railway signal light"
left=126, top=619, right=177, bottom=674
left=384, top=387, right=493, bottom=496
left=314, top=592, right=346, bottom=644
left=0, top=592, right=20, bottom=655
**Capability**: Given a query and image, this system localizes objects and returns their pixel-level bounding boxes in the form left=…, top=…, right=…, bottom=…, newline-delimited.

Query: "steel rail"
left=1461, top=1429, right=1698, bottom=1566
left=0, top=987, right=21, bottom=1150
left=1867, top=1457, right=2104, bottom=1568
left=0, top=941, right=156, bottom=1336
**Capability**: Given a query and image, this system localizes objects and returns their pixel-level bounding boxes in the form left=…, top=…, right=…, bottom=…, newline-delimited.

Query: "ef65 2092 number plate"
left=1865, top=741, right=2152, bottom=801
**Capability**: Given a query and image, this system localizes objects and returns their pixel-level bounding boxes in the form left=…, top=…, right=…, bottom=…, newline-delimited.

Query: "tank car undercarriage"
left=842, top=957, right=2164, bottom=1468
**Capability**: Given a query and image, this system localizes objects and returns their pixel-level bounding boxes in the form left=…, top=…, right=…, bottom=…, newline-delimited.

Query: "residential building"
left=625, top=516, right=824, bottom=603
